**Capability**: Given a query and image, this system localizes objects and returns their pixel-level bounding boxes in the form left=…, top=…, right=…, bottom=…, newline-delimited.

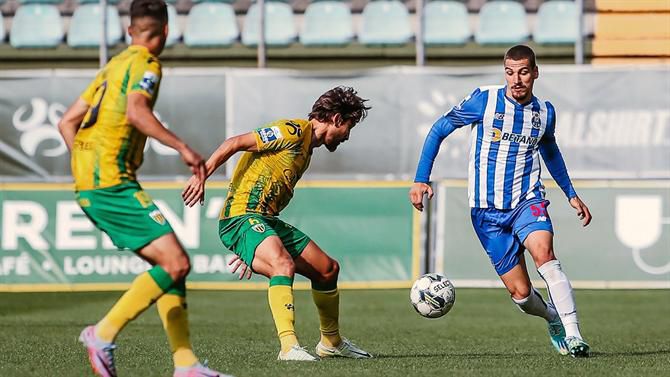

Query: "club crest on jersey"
left=531, top=111, right=542, bottom=129
left=252, top=223, right=266, bottom=233
left=139, top=71, right=158, bottom=96
left=257, top=126, right=283, bottom=143
left=149, top=209, right=166, bottom=225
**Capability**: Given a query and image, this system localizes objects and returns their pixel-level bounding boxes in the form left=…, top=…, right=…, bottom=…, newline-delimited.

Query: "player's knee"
left=274, top=253, right=295, bottom=277
left=509, top=284, right=531, bottom=300
left=165, top=253, right=191, bottom=281
left=312, top=258, right=340, bottom=285
left=532, top=246, right=555, bottom=266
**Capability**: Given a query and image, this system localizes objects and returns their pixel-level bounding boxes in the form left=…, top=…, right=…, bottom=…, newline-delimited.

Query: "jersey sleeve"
left=253, top=120, right=305, bottom=152
left=539, top=102, right=577, bottom=199
left=80, top=71, right=103, bottom=105
left=443, top=88, right=487, bottom=128
left=128, top=56, right=162, bottom=100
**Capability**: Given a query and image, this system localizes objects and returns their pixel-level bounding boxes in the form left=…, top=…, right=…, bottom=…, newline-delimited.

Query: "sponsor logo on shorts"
left=252, top=223, right=266, bottom=233
left=149, top=209, right=166, bottom=225
left=257, top=126, right=283, bottom=143
left=537, top=216, right=547, bottom=222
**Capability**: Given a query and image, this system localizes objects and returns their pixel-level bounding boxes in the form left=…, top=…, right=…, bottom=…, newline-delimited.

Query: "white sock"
left=512, top=287, right=558, bottom=322
left=538, top=260, right=582, bottom=339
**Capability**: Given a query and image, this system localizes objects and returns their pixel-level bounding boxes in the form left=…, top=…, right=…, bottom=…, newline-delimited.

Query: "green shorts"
left=76, top=182, right=174, bottom=251
left=219, top=214, right=311, bottom=268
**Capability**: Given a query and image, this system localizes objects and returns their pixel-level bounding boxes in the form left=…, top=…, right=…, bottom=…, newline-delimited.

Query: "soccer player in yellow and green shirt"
left=57, top=1, right=229, bottom=376
left=182, top=86, right=373, bottom=361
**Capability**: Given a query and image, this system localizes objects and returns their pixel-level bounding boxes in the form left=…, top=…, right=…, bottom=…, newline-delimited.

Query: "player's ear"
left=533, top=66, right=539, bottom=79
left=331, top=113, right=343, bottom=127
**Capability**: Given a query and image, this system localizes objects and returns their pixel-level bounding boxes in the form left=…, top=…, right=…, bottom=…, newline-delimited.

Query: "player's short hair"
left=308, top=86, right=371, bottom=126
left=504, top=45, right=537, bottom=68
left=130, top=0, right=168, bottom=25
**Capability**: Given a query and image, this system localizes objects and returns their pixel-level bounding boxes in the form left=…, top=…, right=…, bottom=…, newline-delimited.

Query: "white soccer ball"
left=410, top=273, right=456, bottom=318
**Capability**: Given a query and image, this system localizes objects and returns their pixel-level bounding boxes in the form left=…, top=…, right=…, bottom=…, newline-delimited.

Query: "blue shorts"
left=471, top=198, right=554, bottom=276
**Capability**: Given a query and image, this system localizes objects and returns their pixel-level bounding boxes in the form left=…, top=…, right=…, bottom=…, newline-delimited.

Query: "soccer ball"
left=410, top=273, right=456, bottom=318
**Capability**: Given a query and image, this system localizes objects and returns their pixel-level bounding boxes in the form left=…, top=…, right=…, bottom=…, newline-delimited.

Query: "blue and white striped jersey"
left=414, top=85, right=576, bottom=209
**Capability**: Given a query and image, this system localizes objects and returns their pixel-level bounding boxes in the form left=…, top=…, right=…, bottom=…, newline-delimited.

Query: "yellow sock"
left=96, top=266, right=173, bottom=343
left=312, top=288, right=341, bottom=348
left=157, top=293, right=199, bottom=368
left=268, top=276, right=298, bottom=353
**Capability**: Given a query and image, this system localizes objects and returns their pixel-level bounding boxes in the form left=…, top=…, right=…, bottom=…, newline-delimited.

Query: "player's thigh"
left=77, top=182, right=174, bottom=252
left=512, top=199, right=556, bottom=267
left=252, top=235, right=295, bottom=278
left=219, top=214, right=293, bottom=277
left=471, top=208, right=524, bottom=276
left=294, top=241, right=339, bottom=282
left=499, top=256, right=532, bottom=299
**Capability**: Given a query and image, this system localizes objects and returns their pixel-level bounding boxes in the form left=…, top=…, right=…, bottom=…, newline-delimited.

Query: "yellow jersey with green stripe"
left=221, top=119, right=313, bottom=219
left=72, top=45, right=162, bottom=191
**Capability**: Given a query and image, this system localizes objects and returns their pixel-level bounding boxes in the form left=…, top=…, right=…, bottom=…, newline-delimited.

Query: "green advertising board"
left=435, top=180, right=670, bottom=288
left=0, top=182, right=420, bottom=291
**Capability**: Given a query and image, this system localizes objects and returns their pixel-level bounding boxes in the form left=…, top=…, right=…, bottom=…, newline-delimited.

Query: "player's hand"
left=409, top=182, right=434, bottom=212
left=182, top=175, right=205, bottom=207
left=569, top=196, right=592, bottom=227
left=180, top=146, right=207, bottom=183
left=228, top=255, right=253, bottom=280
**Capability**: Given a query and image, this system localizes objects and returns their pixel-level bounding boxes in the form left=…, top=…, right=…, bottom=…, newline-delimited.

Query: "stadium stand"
left=67, top=0, right=123, bottom=47
left=184, top=0, right=239, bottom=47
left=358, top=0, right=413, bottom=45
left=10, top=0, right=64, bottom=48
left=591, top=0, right=670, bottom=62
left=423, top=0, right=471, bottom=45
left=242, top=0, right=297, bottom=46
left=475, top=0, right=529, bottom=45
left=533, top=0, right=578, bottom=44
left=299, top=0, right=354, bottom=46
left=165, top=0, right=181, bottom=46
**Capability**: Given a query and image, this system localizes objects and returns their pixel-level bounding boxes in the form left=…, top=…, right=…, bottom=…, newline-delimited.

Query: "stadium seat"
left=359, top=0, right=413, bottom=46
left=299, top=1, right=354, bottom=46
left=67, top=2, right=123, bottom=48
left=242, top=1, right=297, bottom=47
left=184, top=1, right=239, bottom=47
left=533, top=1, right=578, bottom=44
left=475, top=0, right=528, bottom=45
left=424, top=0, right=471, bottom=45
left=10, top=2, right=64, bottom=48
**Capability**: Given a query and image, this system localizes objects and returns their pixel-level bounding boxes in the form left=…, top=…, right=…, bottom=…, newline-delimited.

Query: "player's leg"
left=523, top=230, right=589, bottom=357
left=471, top=205, right=567, bottom=355
left=291, top=239, right=372, bottom=359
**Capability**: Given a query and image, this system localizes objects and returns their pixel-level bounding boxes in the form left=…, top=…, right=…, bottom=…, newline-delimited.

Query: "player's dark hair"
left=308, top=86, right=371, bottom=126
left=130, top=0, right=168, bottom=24
left=504, top=45, right=537, bottom=68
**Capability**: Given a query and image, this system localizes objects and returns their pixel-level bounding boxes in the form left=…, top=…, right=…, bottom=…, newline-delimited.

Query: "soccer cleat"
left=78, top=325, right=118, bottom=377
left=547, top=318, right=569, bottom=356
left=173, top=361, right=234, bottom=377
left=315, top=338, right=373, bottom=359
left=277, top=344, right=319, bottom=361
left=566, top=336, right=591, bottom=358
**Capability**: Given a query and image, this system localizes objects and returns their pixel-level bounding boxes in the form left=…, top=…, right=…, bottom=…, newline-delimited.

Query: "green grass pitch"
left=1, top=289, right=668, bottom=377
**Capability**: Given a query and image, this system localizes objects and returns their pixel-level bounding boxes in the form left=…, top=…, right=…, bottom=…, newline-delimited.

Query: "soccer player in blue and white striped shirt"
left=410, top=45, right=592, bottom=358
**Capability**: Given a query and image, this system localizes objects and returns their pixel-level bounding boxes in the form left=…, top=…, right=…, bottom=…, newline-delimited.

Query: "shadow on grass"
left=375, top=352, right=540, bottom=359
left=591, top=349, right=670, bottom=357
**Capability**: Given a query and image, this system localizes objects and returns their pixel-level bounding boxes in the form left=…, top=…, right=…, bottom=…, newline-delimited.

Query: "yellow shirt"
left=72, top=45, right=162, bottom=191
left=221, top=119, right=313, bottom=219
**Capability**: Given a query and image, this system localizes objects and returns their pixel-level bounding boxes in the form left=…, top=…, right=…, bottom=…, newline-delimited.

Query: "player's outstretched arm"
left=126, top=93, right=206, bottom=181
left=57, top=98, right=90, bottom=151
left=569, top=196, right=592, bottom=227
left=181, top=132, right=258, bottom=207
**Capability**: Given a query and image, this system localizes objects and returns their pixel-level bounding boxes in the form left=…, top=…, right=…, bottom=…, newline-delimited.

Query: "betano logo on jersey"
left=490, top=128, right=540, bottom=146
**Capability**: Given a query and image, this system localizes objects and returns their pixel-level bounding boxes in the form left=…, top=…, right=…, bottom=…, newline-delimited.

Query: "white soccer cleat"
left=315, top=338, right=373, bottom=359
left=566, top=336, right=591, bottom=358
left=277, top=344, right=319, bottom=361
